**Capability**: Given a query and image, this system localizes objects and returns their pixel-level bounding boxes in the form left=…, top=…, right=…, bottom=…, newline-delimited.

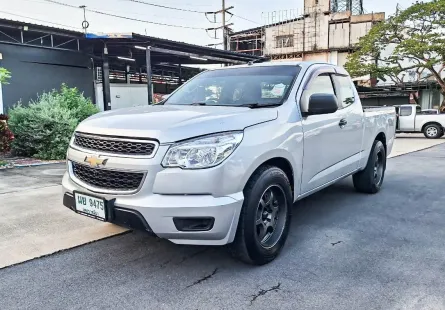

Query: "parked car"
left=396, top=105, right=445, bottom=138
left=62, top=62, right=396, bottom=265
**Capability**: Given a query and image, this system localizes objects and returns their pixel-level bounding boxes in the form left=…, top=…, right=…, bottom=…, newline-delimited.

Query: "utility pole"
left=222, top=0, right=227, bottom=50
left=205, top=3, right=234, bottom=50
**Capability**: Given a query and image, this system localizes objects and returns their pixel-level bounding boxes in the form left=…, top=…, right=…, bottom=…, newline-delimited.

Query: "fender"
left=239, top=148, right=300, bottom=200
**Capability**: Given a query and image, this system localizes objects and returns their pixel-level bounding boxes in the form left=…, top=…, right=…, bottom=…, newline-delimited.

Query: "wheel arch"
left=241, top=152, right=297, bottom=201
left=375, top=131, right=387, bottom=153
left=421, top=122, right=443, bottom=133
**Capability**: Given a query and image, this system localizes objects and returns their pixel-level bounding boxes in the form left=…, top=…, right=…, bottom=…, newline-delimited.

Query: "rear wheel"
left=423, top=124, right=442, bottom=139
left=353, top=140, right=386, bottom=194
left=230, top=166, right=292, bottom=265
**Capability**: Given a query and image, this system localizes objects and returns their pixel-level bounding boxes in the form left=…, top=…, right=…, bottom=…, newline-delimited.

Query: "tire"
left=423, top=124, right=442, bottom=139
left=230, top=165, right=292, bottom=265
left=353, top=140, right=386, bottom=194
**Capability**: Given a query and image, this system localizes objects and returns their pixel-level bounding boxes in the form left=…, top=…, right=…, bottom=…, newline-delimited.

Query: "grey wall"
left=0, top=43, right=94, bottom=112
left=361, top=96, right=409, bottom=107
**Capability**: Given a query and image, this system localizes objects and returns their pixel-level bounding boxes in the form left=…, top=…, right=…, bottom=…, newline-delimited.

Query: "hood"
left=76, top=105, right=278, bottom=143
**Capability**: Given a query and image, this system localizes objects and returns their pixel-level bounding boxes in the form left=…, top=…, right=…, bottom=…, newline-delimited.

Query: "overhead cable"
left=42, top=0, right=205, bottom=29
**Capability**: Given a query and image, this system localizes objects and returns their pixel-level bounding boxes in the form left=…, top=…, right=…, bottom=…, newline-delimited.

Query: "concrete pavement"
left=389, top=133, right=445, bottom=158
left=1, top=143, right=445, bottom=309
left=0, top=165, right=126, bottom=269
left=0, top=134, right=443, bottom=269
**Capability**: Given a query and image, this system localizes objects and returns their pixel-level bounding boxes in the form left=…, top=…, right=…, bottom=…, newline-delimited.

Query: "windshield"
left=164, top=65, right=300, bottom=107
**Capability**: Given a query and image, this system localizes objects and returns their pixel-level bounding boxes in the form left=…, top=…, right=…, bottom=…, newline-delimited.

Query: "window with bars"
left=275, top=35, right=294, bottom=48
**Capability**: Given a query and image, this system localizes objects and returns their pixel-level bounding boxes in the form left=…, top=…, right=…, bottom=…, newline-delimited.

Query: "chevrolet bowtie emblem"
left=84, top=155, right=108, bottom=168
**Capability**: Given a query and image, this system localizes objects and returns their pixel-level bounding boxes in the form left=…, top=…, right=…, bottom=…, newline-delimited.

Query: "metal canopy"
left=0, top=18, right=265, bottom=111
left=86, top=32, right=264, bottom=67
left=84, top=33, right=265, bottom=110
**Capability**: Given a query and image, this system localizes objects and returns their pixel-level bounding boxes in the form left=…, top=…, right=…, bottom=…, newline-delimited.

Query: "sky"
left=0, top=0, right=418, bottom=46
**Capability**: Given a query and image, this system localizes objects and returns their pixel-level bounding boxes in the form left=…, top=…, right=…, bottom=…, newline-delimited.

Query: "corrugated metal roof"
left=0, top=17, right=263, bottom=61
left=0, top=16, right=83, bottom=36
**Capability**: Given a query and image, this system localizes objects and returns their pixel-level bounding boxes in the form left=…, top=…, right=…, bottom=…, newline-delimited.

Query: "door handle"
left=339, top=119, right=348, bottom=128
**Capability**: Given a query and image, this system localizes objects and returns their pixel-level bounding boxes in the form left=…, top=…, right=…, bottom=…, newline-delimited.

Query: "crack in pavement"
left=159, top=258, right=173, bottom=269
left=186, top=268, right=218, bottom=289
left=331, top=241, right=342, bottom=246
left=176, top=248, right=209, bottom=265
left=250, top=283, right=281, bottom=305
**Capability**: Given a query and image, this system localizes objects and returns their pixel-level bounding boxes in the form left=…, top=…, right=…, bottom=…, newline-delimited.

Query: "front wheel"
left=230, top=166, right=292, bottom=265
left=423, top=124, right=442, bottom=139
left=353, top=140, right=386, bottom=194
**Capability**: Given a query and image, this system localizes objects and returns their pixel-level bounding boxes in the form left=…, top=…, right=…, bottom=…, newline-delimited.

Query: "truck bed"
left=362, top=106, right=396, bottom=158
left=363, top=106, right=397, bottom=113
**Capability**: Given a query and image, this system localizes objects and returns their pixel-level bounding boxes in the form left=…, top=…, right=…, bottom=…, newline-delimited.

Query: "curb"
left=0, top=161, right=65, bottom=170
left=0, top=230, right=132, bottom=271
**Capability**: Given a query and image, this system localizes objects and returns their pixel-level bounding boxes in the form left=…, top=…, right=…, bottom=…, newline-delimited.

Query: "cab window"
left=400, top=106, right=412, bottom=116
left=306, top=74, right=335, bottom=97
left=334, top=75, right=355, bottom=108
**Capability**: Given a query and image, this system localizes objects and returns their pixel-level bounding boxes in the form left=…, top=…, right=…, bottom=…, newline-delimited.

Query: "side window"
left=335, top=75, right=355, bottom=108
left=400, top=106, right=412, bottom=116
left=306, top=74, right=335, bottom=98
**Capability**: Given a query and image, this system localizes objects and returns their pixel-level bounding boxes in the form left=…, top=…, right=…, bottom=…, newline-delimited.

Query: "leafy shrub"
left=57, top=84, right=99, bottom=122
left=0, top=67, right=11, bottom=84
left=0, top=114, right=14, bottom=154
left=8, top=85, right=99, bottom=160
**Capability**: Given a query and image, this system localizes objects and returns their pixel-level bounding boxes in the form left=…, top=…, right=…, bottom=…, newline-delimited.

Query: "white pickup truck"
left=62, top=62, right=396, bottom=265
left=396, top=104, right=445, bottom=139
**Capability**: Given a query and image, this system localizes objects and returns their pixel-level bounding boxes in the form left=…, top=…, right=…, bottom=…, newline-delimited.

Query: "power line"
left=41, top=0, right=206, bottom=30
left=17, top=0, right=198, bottom=22
left=231, top=14, right=261, bottom=25
left=0, top=9, right=82, bottom=30
left=124, top=0, right=207, bottom=13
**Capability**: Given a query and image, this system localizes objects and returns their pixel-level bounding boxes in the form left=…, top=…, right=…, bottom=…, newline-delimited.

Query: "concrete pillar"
left=146, top=46, right=153, bottom=105
left=102, top=45, right=112, bottom=111
left=0, top=83, right=3, bottom=114
left=329, top=51, right=338, bottom=65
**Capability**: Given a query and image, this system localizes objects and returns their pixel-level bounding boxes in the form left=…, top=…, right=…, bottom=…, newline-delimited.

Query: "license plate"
left=74, top=192, right=106, bottom=221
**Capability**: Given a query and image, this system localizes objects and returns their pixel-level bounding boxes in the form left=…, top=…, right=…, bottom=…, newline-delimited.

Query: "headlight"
left=162, top=131, right=243, bottom=169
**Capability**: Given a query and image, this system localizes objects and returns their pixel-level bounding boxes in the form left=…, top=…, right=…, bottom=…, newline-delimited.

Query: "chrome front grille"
left=72, top=162, right=144, bottom=192
left=73, top=133, right=156, bottom=156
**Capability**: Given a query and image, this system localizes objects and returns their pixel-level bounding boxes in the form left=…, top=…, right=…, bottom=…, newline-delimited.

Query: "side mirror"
left=307, top=93, right=338, bottom=115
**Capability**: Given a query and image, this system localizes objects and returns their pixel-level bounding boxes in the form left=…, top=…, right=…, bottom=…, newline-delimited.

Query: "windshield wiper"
left=188, top=102, right=282, bottom=108
left=238, top=103, right=282, bottom=109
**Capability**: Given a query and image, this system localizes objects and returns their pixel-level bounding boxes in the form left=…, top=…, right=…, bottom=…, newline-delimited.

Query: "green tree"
left=0, top=67, right=11, bottom=84
left=345, top=0, right=445, bottom=108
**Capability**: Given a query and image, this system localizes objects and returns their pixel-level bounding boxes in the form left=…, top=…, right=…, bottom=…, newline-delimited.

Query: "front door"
left=332, top=74, right=364, bottom=170
left=398, top=106, right=415, bottom=131
left=300, top=72, right=348, bottom=194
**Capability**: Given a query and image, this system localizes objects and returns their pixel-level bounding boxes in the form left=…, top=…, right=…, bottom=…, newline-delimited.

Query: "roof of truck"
left=209, top=61, right=349, bottom=75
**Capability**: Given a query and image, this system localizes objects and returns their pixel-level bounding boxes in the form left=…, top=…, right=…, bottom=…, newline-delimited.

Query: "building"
left=229, top=0, right=384, bottom=71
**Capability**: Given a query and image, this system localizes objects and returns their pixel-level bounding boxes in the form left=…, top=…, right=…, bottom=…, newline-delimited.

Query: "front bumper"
left=62, top=173, right=244, bottom=245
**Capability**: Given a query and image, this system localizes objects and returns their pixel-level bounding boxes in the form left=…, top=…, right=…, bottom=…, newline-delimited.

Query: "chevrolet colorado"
left=62, top=62, right=396, bottom=265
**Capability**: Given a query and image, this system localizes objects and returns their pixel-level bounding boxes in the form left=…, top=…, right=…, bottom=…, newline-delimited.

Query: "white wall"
left=350, top=22, right=373, bottom=44
left=377, top=42, right=445, bottom=86
left=264, top=20, right=305, bottom=55
left=420, top=89, right=444, bottom=110
left=95, top=84, right=149, bottom=112
left=329, top=22, right=350, bottom=49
